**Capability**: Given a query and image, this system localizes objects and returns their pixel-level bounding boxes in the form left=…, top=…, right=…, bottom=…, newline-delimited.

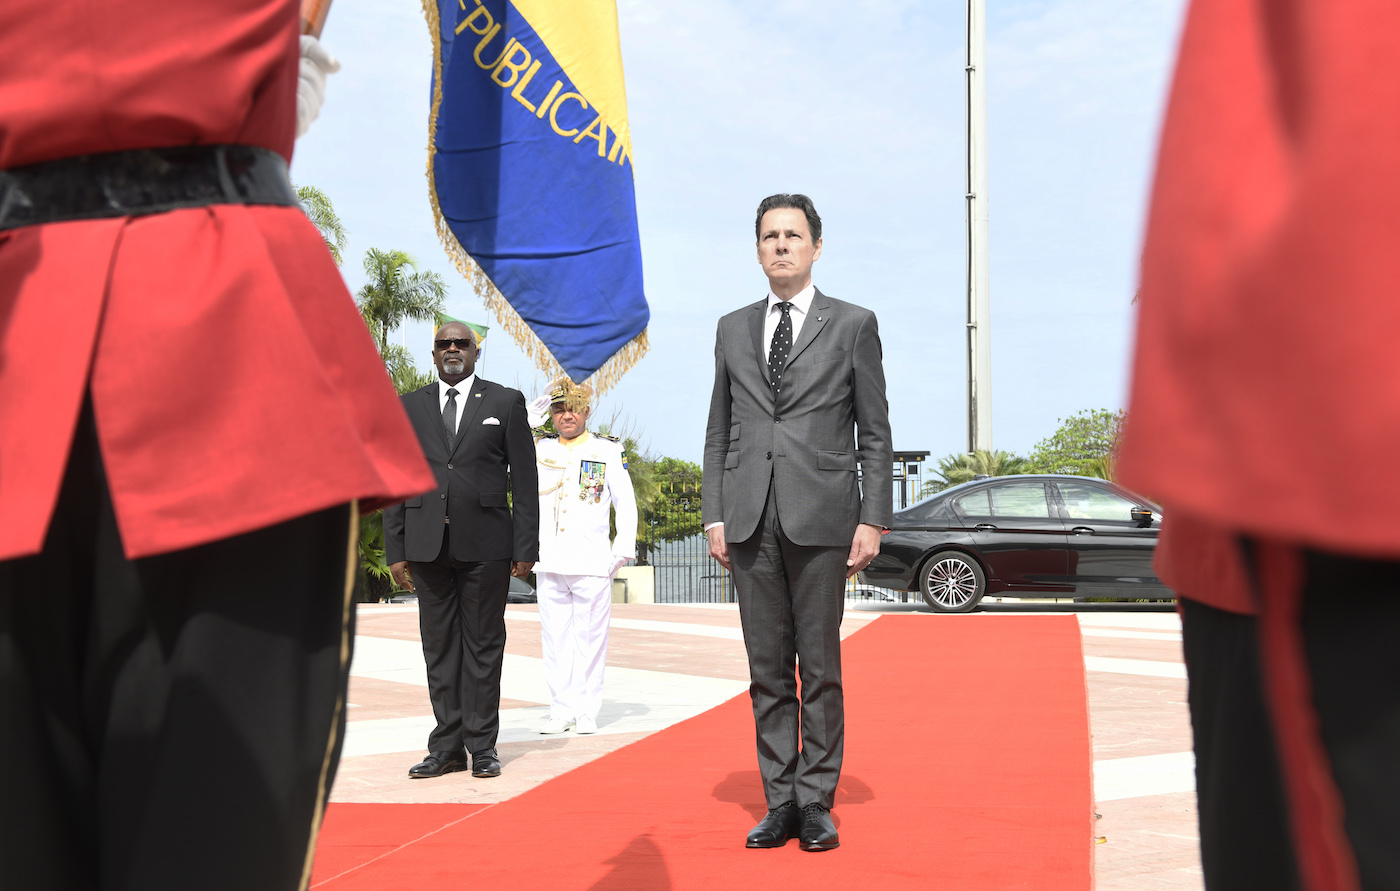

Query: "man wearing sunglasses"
left=384, top=322, right=539, bottom=780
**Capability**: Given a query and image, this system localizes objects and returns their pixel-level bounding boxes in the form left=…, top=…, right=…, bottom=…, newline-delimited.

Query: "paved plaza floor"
left=336, top=600, right=1201, bottom=889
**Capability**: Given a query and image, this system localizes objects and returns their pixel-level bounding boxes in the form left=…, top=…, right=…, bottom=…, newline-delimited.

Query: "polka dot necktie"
left=768, top=301, right=794, bottom=391
left=443, top=387, right=459, bottom=439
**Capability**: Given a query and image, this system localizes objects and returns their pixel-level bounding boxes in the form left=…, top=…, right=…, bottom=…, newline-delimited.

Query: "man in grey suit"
left=703, top=193, right=893, bottom=852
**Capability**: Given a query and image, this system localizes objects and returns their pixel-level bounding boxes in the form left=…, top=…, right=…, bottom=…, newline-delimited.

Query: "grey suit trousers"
left=729, top=481, right=847, bottom=810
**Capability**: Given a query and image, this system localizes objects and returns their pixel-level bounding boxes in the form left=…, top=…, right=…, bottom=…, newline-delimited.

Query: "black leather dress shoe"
left=799, top=803, right=839, bottom=851
left=745, top=802, right=801, bottom=848
left=408, top=751, right=468, bottom=778
left=470, top=749, right=502, bottom=778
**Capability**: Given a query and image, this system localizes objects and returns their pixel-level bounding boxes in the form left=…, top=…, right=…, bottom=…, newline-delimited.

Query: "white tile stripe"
left=1076, top=613, right=1181, bottom=630
left=1080, top=627, right=1182, bottom=642
left=1084, top=656, right=1188, bottom=679
left=343, top=636, right=747, bottom=758
left=504, top=611, right=747, bottom=641
left=1094, top=751, right=1196, bottom=801
left=339, top=703, right=732, bottom=759
left=349, top=637, right=746, bottom=702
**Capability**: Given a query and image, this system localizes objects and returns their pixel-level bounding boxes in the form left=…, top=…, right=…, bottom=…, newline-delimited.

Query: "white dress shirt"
left=438, top=374, right=476, bottom=435
left=763, top=284, right=816, bottom=365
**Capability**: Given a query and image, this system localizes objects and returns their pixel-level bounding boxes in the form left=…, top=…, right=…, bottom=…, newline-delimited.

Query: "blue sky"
left=292, top=0, right=1188, bottom=466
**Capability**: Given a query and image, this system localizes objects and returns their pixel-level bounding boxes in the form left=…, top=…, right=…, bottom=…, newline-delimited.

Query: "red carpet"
left=312, top=615, right=1093, bottom=889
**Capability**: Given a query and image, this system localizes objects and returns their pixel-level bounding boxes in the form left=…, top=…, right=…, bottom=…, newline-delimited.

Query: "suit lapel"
left=786, top=289, right=833, bottom=367
left=450, top=377, right=489, bottom=458
left=749, top=298, right=769, bottom=384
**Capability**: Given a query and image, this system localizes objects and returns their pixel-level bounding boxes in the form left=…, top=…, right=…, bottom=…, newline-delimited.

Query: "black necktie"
left=768, top=302, right=794, bottom=391
left=443, top=387, right=459, bottom=439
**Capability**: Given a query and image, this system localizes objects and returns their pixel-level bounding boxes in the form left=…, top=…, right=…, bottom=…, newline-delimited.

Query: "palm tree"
left=922, top=449, right=1029, bottom=496
left=295, top=184, right=348, bottom=266
left=595, top=411, right=662, bottom=514
left=355, top=249, right=447, bottom=351
left=349, top=248, right=446, bottom=603
left=1084, top=452, right=1117, bottom=482
left=380, top=343, right=437, bottom=395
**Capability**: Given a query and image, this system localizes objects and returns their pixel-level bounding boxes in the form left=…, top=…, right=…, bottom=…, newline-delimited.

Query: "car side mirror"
left=1130, top=507, right=1154, bottom=527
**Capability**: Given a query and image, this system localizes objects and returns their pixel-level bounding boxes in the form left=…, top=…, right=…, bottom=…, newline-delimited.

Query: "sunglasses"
left=434, top=338, right=476, bottom=350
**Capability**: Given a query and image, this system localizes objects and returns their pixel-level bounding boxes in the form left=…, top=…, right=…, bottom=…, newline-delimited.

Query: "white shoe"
left=540, top=717, right=575, bottom=734
left=575, top=715, right=598, bottom=735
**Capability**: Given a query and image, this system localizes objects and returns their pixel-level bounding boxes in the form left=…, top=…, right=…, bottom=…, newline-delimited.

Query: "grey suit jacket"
left=702, top=289, right=893, bottom=547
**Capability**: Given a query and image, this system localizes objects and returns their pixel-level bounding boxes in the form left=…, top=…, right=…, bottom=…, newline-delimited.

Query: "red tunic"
left=1119, top=0, right=1400, bottom=579
left=0, top=0, right=434, bottom=560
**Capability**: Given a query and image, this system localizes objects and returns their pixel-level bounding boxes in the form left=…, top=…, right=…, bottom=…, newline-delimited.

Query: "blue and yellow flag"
left=423, top=0, right=649, bottom=390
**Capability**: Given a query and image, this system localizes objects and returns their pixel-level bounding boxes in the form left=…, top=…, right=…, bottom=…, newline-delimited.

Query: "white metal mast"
left=966, top=0, right=992, bottom=453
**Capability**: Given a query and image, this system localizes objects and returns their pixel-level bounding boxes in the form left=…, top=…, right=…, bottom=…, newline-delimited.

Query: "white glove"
left=527, top=393, right=552, bottom=428
left=609, top=557, right=629, bottom=579
left=296, top=36, right=341, bottom=138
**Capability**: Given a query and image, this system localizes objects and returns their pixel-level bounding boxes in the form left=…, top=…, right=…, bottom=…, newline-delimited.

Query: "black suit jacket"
left=383, top=377, right=539, bottom=565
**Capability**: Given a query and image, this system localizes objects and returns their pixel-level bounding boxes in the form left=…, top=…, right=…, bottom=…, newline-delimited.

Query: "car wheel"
left=919, top=551, right=986, bottom=613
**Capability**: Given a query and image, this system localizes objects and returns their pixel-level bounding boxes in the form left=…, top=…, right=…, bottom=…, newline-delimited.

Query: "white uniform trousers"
left=536, top=572, right=613, bottom=722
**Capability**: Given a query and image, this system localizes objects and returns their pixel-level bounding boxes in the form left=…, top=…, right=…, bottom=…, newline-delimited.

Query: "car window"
left=954, top=483, right=1050, bottom=518
left=1058, top=481, right=1138, bottom=522
left=952, top=489, right=990, bottom=516
left=987, top=483, right=1051, bottom=518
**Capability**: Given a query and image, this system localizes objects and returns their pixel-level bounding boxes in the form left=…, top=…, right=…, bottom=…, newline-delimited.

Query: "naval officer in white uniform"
left=530, top=380, right=637, bottom=735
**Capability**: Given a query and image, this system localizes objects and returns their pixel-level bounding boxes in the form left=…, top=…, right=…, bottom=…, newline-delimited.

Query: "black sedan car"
left=859, top=475, right=1170, bottom=612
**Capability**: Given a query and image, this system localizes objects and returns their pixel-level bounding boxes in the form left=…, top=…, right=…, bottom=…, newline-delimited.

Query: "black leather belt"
left=0, top=145, right=299, bottom=232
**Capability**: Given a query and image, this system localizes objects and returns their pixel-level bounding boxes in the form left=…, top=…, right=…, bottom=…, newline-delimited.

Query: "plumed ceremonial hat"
left=548, top=377, right=593, bottom=411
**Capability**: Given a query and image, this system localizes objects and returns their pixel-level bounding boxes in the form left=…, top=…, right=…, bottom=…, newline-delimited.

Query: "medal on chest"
left=579, top=460, right=606, bottom=503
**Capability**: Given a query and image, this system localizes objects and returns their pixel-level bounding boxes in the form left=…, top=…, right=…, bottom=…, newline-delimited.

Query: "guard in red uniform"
left=1120, top=2, right=1400, bottom=888
left=0, top=2, right=435, bottom=888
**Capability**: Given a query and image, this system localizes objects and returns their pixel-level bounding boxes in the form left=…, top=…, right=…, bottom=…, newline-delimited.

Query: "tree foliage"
left=1024, top=409, right=1125, bottom=476
left=634, top=456, right=703, bottom=565
left=295, top=190, right=453, bottom=600
left=291, top=188, right=402, bottom=598
left=380, top=343, right=437, bottom=395
left=356, top=249, right=447, bottom=352
left=295, top=184, right=348, bottom=266
left=919, top=449, right=1029, bottom=498
left=347, top=244, right=449, bottom=599
left=589, top=413, right=658, bottom=544
left=1083, top=452, right=1117, bottom=483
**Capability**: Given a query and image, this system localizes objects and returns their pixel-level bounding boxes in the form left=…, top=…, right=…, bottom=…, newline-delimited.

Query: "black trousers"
left=0, top=404, right=356, bottom=891
left=1183, top=549, right=1400, bottom=890
left=411, top=527, right=509, bottom=756
left=727, top=482, right=847, bottom=811
left=1181, top=597, right=1301, bottom=890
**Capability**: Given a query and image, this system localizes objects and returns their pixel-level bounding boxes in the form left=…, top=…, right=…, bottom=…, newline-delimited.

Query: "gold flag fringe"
left=419, top=0, right=649, bottom=396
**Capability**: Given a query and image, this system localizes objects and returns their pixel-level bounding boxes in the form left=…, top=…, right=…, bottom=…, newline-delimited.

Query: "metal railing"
left=638, top=481, right=907, bottom=605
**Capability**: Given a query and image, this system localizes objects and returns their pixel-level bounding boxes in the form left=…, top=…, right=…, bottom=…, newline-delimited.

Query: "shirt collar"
left=440, top=374, right=475, bottom=398
left=766, top=284, right=816, bottom=317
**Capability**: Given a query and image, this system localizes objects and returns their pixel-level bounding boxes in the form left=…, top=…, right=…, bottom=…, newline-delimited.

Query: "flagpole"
left=300, top=0, right=333, bottom=36
left=966, top=0, right=992, bottom=453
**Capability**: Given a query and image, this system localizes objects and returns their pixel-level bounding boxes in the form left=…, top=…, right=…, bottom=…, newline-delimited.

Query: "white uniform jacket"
left=534, top=432, right=638, bottom=576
